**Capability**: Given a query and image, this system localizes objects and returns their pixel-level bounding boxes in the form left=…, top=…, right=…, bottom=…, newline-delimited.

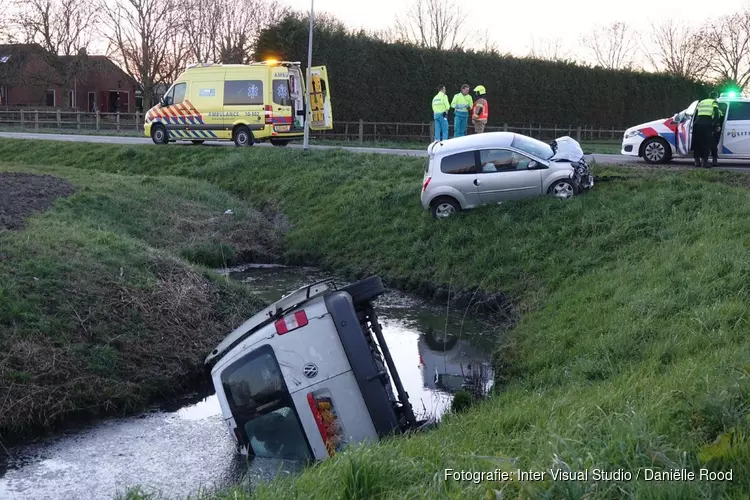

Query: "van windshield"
left=221, top=346, right=311, bottom=461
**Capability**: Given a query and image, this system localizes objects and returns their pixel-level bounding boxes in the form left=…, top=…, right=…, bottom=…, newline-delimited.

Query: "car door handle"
left=474, top=179, right=481, bottom=186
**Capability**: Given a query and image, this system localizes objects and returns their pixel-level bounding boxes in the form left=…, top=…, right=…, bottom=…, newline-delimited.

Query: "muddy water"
left=0, top=265, right=497, bottom=500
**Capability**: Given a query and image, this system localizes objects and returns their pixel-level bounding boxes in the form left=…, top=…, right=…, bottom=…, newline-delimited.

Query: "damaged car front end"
left=549, top=136, right=595, bottom=193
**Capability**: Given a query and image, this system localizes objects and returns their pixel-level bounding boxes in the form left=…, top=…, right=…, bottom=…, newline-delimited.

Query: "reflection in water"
left=0, top=265, right=499, bottom=500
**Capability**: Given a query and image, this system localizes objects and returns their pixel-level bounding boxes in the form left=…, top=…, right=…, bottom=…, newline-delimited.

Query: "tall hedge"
left=255, top=15, right=708, bottom=128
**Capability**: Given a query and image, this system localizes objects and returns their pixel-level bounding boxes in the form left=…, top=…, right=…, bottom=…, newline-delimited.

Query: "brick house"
left=0, top=44, right=140, bottom=113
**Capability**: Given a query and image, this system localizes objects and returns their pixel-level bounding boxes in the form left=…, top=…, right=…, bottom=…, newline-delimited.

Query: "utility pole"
left=303, top=0, right=314, bottom=151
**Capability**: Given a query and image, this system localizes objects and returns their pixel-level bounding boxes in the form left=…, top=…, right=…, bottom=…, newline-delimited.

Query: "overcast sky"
left=284, top=0, right=747, bottom=62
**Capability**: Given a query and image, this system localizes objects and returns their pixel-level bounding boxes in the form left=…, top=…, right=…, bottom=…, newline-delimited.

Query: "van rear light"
left=422, top=177, right=432, bottom=191
left=265, top=104, right=273, bottom=125
left=274, top=310, right=308, bottom=334
left=307, top=392, right=345, bottom=456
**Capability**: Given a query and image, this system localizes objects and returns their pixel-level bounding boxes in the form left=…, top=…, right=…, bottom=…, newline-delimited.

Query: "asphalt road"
left=4, top=131, right=750, bottom=172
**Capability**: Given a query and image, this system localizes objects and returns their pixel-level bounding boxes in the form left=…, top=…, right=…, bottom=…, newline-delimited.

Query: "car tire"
left=641, top=137, right=671, bottom=164
left=341, top=276, right=386, bottom=305
left=548, top=179, right=576, bottom=200
left=430, top=197, right=460, bottom=219
left=191, top=140, right=205, bottom=145
left=270, top=139, right=289, bottom=147
left=233, top=126, right=253, bottom=147
left=151, top=124, right=168, bottom=145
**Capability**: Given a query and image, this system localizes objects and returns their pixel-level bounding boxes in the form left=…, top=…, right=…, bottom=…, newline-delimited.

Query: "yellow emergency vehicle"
left=144, top=61, right=333, bottom=146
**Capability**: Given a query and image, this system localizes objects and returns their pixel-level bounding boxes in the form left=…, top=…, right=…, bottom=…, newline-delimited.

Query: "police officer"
left=431, top=85, right=450, bottom=141
left=693, top=92, right=722, bottom=168
left=450, top=84, right=473, bottom=137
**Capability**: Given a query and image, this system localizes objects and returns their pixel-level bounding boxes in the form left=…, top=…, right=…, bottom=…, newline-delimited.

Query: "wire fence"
left=0, top=109, right=627, bottom=143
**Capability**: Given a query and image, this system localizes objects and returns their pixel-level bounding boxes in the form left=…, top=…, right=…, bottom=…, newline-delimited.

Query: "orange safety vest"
left=473, top=98, right=488, bottom=120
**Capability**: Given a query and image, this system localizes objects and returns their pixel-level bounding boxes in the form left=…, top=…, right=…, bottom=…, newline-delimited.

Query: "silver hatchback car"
left=420, top=132, right=594, bottom=218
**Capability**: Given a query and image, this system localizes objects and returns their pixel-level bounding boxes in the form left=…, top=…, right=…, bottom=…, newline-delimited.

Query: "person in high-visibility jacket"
left=708, top=91, right=725, bottom=166
left=693, top=92, right=722, bottom=168
left=450, top=84, right=473, bottom=138
left=472, top=85, right=489, bottom=133
left=431, top=85, right=450, bottom=141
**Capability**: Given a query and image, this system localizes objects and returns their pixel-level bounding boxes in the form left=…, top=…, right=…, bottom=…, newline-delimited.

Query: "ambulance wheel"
left=233, top=126, right=254, bottom=147
left=641, top=137, right=671, bottom=164
left=191, top=140, right=204, bottom=145
left=151, top=124, right=168, bottom=145
left=341, top=276, right=386, bottom=305
left=270, top=139, right=289, bottom=147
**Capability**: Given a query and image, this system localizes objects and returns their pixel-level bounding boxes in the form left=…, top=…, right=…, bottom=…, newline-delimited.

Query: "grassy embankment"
left=0, top=125, right=622, bottom=154
left=1, top=139, right=749, bottom=499
left=0, top=163, right=286, bottom=442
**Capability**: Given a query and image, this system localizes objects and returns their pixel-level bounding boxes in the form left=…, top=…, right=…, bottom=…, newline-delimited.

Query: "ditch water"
left=0, top=265, right=498, bottom=500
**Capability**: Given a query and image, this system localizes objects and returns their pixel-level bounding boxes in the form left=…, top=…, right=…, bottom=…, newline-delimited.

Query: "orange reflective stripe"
left=474, top=99, right=488, bottom=120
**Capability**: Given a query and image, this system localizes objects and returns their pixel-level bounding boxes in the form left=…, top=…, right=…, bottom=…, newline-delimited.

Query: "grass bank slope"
left=1, top=140, right=749, bottom=498
left=0, top=163, right=282, bottom=442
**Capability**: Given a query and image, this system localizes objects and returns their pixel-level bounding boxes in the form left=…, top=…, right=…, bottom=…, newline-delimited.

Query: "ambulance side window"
left=273, top=79, right=291, bottom=106
left=224, top=80, right=264, bottom=106
left=171, top=83, right=186, bottom=105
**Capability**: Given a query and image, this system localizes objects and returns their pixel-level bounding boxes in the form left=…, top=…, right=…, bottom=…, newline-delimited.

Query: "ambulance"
left=144, top=61, right=333, bottom=146
left=204, top=276, right=433, bottom=462
left=621, top=92, right=750, bottom=164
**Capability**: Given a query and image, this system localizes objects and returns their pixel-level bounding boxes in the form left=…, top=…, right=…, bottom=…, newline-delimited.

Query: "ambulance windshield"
left=221, top=346, right=311, bottom=461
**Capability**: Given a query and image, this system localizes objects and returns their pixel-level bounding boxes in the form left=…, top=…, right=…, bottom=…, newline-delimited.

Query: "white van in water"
left=205, top=276, right=431, bottom=461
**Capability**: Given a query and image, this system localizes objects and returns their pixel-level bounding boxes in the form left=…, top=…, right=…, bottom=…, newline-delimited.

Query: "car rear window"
left=440, top=151, right=476, bottom=174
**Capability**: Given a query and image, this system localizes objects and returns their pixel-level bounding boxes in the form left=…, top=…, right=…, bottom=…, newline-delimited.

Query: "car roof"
left=428, top=132, right=516, bottom=156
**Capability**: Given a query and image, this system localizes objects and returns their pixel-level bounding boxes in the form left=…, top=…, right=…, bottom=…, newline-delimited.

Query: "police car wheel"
left=641, top=138, right=670, bottom=164
left=233, top=126, right=254, bottom=147
left=341, top=276, right=386, bottom=305
left=151, top=125, right=168, bottom=145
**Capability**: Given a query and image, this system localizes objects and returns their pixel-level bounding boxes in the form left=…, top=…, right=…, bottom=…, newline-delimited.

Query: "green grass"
left=0, top=163, right=282, bottom=439
left=1, top=139, right=748, bottom=498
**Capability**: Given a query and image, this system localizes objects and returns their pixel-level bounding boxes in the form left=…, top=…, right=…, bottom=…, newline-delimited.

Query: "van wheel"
left=151, top=124, right=168, bottom=145
left=191, top=140, right=204, bottom=145
left=233, top=126, right=253, bottom=147
left=341, top=276, right=386, bottom=305
left=271, top=139, right=289, bottom=147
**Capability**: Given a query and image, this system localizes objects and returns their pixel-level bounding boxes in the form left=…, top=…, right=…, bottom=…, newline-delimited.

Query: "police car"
left=621, top=92, right=750, bottom=164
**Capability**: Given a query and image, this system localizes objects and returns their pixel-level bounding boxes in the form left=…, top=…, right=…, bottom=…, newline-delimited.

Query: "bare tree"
left=215, top=0, right=287, bottom=64
left=698, top=11, right=750, bottom=88
left=182, top=0, right=223, bottom=63
left=642, top=19, right=711, bottom=80
left=392, top=0, right=470, bottom=50
left=528, top=36, right=571, bottom=62
left=11, top=0, right=98, bottom=103
left=581, top=22, right=638, bottom=70
left=99, top=0, right=183, bottom=109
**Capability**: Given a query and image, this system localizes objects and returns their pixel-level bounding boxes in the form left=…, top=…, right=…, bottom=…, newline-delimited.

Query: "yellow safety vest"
left=696, top=99, right=719, bottom=117
left=451, top=93, right=473, bottom=114
left=432, top=92, right=450, bottom=114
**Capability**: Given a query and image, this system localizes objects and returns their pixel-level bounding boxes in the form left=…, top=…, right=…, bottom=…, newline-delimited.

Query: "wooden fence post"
left=57, top=109, right=61, bottom=129
left=344, top=122, right=349, bottom=140
left=96, top=110, right=100, bottom=131
left=77, top=111, right=81, bottom=130
left=136, top=111, right=140, bottom=131
left=358, top=119, right=363, bottom=144
left=576, top=126, right=581, bottom=142
left=429, top=121, right=435, bottom=140
left=20, top=110, right=24, bottom=128
left=34, top=111, right=39, bottom=131
left=503, top=123, right=508, bottom=132
left=116, top=112, right=120, bottom=132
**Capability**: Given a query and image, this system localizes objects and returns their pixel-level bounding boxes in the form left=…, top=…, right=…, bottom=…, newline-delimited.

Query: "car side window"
left=440, top=151, right=476, bottom=174
left=727, top=102, right=750, bottom=121
left=479, top=149, right=531, bottom=173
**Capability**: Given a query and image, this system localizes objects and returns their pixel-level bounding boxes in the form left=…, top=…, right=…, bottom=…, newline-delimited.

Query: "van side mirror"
left=159, top=96, right=166, bottom=107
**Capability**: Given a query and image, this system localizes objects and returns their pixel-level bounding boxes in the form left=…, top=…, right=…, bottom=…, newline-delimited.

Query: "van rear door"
left=308, top=66, right=333, bottom=130
left=271, top=68, right=294, bottom=133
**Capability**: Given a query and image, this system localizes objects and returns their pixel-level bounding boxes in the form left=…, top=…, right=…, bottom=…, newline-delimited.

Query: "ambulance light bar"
left=274, top=310, right=308, bottom=334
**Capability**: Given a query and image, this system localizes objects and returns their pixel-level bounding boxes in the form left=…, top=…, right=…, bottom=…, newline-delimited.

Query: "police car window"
left=727, top=102, right=750, bottom=121
left=440, top=151, right=476, bottom=174
left=172, top=83, right=186, bottom=105
left=224, top=80, right=264, bottom=105
left=273, top=79, right=291, bottom=106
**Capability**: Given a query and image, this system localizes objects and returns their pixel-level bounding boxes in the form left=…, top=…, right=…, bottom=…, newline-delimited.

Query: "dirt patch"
left=0, top=172, right=77, bottom=230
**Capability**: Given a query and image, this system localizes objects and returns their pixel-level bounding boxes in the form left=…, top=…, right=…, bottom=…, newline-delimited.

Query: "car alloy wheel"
left=644, top=140, right=665, bottom=163
left=552, top=181, right=575, bottom=199
left=435, top=202, right=456, bottom=218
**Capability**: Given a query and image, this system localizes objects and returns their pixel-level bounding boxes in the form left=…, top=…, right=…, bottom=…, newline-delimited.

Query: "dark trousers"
left=692, top=121, right=713, bottom=165
left=712, top=129, right=721, bottom=160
